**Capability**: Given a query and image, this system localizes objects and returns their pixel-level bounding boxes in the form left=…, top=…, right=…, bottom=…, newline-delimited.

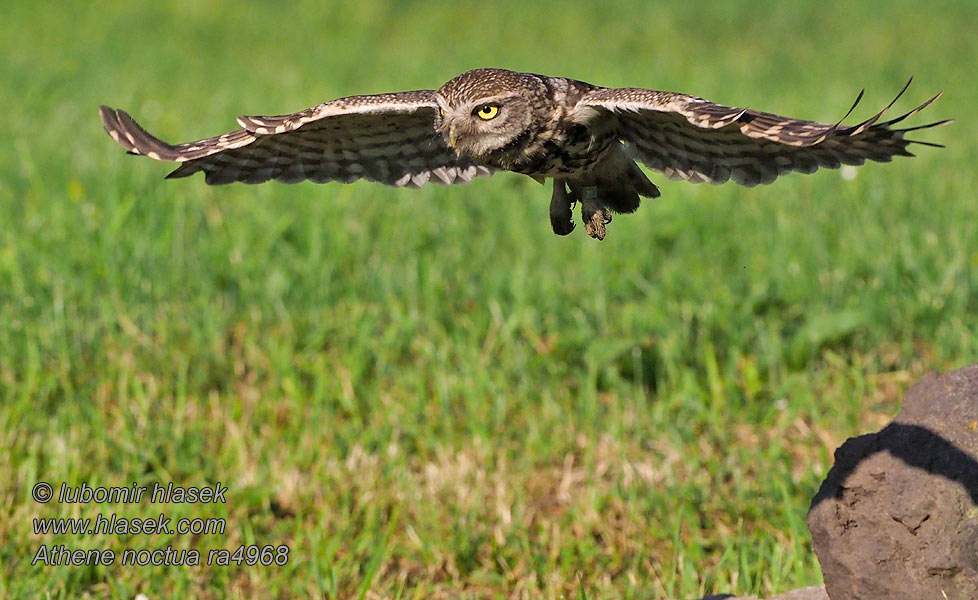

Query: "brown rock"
left=807, top=364, right=978, bottom=600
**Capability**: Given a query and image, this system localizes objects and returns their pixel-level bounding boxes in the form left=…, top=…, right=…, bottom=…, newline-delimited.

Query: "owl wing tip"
left=98, top=105, right=180, bottom=161
left=99, top=105, right=135, bottom=151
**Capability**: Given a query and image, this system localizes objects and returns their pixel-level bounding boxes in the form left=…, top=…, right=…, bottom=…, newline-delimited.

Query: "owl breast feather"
left=482, top=122, right=615, bottom=178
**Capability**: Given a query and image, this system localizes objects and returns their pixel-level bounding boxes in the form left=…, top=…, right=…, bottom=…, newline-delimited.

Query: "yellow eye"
left=439, top=108, right=445, bottom=117
left=475, top=104, right=499, bottom=120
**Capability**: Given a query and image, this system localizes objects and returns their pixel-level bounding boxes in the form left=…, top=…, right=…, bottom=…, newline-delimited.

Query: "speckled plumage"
left=100, top=68, right=950, bottom=240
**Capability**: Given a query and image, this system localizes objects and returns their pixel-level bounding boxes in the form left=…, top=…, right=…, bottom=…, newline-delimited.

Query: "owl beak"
left=447, top=124, right=458, bottom=150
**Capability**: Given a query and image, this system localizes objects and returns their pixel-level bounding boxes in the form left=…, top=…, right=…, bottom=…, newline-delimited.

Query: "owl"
left=100, top=68, right=949, bottom=240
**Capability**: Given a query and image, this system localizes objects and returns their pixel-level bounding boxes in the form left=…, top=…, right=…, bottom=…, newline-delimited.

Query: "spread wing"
left=99, top=91, right=492, bottom=188
left=579, top=79, right=951, bottom=186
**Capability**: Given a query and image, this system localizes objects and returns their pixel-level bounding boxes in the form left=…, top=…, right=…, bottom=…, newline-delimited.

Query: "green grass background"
left=1, top=1, right=975, bottom=598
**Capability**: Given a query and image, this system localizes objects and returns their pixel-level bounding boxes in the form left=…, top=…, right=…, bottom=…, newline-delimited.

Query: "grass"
left=1, top=0, right=976, bottom=598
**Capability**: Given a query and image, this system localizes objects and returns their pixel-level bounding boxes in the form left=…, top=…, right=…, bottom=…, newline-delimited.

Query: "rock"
left=807, top=364, right=978, bottom=600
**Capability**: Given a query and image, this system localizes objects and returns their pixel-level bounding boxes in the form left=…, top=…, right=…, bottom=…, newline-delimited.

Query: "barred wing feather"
left=581, top=80, right=950, bottom=186
left=98, top=91, right=492, bottom=188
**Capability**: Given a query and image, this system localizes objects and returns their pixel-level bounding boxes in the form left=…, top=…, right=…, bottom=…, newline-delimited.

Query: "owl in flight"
left=100, top=68, right=949, bottom=240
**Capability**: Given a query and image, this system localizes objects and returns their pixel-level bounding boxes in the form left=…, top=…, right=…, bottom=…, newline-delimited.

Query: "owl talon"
left=577, top=186, right=609, bottom=240
left=584, top=209, right=609, bottom=240
left=552, top=218, right=576, bottom=236
left=549, top=179, right=575, bottom=236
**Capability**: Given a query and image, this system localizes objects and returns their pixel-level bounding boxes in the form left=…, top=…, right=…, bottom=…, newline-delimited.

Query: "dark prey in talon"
left=99, top=68, right=951, bottom=240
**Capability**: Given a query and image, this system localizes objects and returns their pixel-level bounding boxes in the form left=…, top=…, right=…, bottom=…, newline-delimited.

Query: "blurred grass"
left=1, top=0, right=976, bottom=598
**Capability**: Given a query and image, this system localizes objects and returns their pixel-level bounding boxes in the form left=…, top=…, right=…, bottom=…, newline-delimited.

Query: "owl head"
left=435, top=68, right=549, bottom=159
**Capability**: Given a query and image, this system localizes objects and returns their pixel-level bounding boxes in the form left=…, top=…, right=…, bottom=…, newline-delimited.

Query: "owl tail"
left=591, top=158, right=660, bottom=214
